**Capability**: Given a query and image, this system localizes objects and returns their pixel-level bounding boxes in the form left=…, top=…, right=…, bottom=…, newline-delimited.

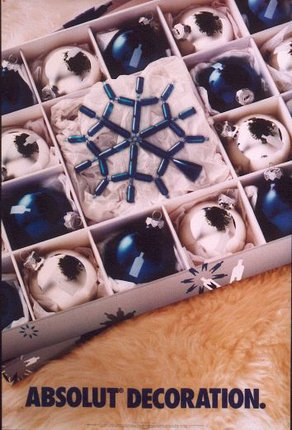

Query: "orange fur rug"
left=2, top=264, right=291, bottom=429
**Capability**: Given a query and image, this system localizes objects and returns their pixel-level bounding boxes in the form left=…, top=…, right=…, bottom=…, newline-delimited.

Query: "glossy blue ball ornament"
left=254, top=170, right=292, bottom=241
left=4, top=188, right=73, bottom=249
left=0, top=281, right=24, bottom=330
left=103, top=19, right=167, bottom=78
left=103, top=220, right=177, bottom=283
left=248, top=0, right=287, bottom=26
left=236, top=0, right=291, bottom=33
left=1, top=65, right=34, bottom=115
left=197, top=56, right=264, bottom=112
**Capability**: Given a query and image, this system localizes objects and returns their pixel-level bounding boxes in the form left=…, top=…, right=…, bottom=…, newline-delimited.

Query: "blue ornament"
left=197, top=56, right=264, bottom=112
left=103, top=17, right=167, bottom=78
left=4, top=188, right=74, bottom=249
left=236, top=0, right=291, bottom=33
left=1, top=281, right=24, bottom=330
left=1, top=64, right=34, bottom=115
left=248, top=0, right=287, bottom=25
left=103, top=215, right=177, bottom=283
left=254, top=168, right=292, bottom=241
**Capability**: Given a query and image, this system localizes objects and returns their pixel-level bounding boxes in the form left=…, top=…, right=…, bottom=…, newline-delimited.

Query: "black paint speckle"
left=58, top=255, right=84, bottom=280
left=204, top=206, right=231, bottom=231
left=14, top=133, right=38, bottom=157
left=194, top=11, right=222, bottom=37
left=64, top=51, right=91, bottom=77
left=248, top=117, right=277, bottom=143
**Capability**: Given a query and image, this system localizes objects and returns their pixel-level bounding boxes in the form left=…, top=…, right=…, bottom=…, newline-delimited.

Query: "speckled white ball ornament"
left=172, top=7, right=234, bottom=54
left=2, top=128, right=50, bottom=181
left=179, top=197, right=246, bottom=259
left=41, top=46, right=101, bottom=99
left=219, top=114, right=291, bottom=173
left=25, top=250, right=98, bottom=312
left=269, top=38, right=292, bottom=73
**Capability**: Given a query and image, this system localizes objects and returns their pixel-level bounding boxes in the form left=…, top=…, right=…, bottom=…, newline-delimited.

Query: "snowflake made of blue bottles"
left=181, top=262, right=228, bottom=295
left=68, top=76, right=206, bottom=202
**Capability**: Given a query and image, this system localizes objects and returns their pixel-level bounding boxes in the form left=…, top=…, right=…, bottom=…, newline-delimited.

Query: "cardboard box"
left=2, top=0, right=291, bottom=382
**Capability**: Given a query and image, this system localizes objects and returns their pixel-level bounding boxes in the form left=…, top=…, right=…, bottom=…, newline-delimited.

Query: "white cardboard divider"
left=13, top=227, right=92, bottom=258
left=226, top=0, right=250, bottom=37
left=283, top=90, right=292, bottom=103
left=213, top=95, right=291, bottom=125
left=1, top=223, right=13, bottom=256
left=183, top=34, right=251, bottom=67
left=87, top=27, right=111, bottom=80
left=2, top=103, right=41, bottom=124
left=236, top=181, right=267, bottom=246
left=207, top=119, right=239, bottom=180
left=91, top=0, right=159, bottom=33
left=156, top=5, right=182, bottom=58
left=2, top=255, right=15, bottom=272
left=40, top=104, right=89, bottom=229
left=1, top=165, right=62, bottom=190
left=2, top=100, right=43, bottom=130
left=2, top=164, right=64, bottom=196
left=249, top=37, right=279, bottom=96
left=252, top=21, right=292, bottom=46
left=5, top=252, right=36, bottom=322
left=19, top=26, right=95, bottom=62
left=164, top=177, right=238, bottom=212
left=161, top=205, right=190, bottom=270
left=87, top=229, right=114, bottom=297
left=19, top=50, right=43, bottom=106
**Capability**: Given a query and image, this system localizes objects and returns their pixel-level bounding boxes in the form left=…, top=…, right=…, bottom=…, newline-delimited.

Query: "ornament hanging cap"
left=7, top=53, right=19, bottom=64
left=172, top=23, right=191, bottom=40
left=145, top=210, right=164, bottom=229
left=264, top=167, right=283, bottom=181
left=63, top=211, right=82, bottom=230
left=2, top=54, right=19, bottom=70
left=216, top=121, right=238, bottom=139
left=138, top=15, right=157, bottom=30
left=218, top=194, right=235, bottom=210
left=41, top=85, right=58, bottom=101
left=139, top=16, right=151, bottom=25
left=236, top=88, right=255, bottom=106
left=2, top=166, right=7, bottom=181
left=23, top=251, right=44, bottom=271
